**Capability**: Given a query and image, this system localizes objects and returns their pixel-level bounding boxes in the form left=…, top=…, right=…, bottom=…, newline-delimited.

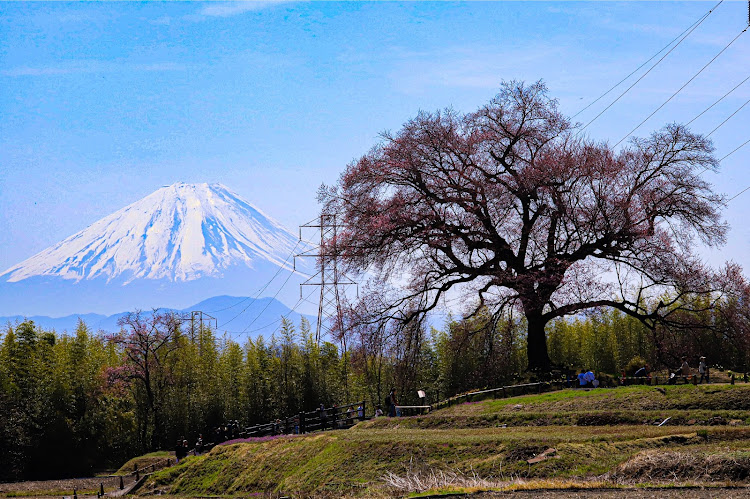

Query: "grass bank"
left=137, top=385, right=750, bottom=497
left=115, top=451, right=172, bottom=475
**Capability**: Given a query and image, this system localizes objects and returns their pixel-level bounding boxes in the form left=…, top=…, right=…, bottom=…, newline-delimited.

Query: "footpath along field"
left=123, top=385, right=750, bottom=498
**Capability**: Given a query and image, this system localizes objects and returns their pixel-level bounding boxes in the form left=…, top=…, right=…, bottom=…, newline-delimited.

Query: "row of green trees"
left=1, top=298, right=748, bottom=480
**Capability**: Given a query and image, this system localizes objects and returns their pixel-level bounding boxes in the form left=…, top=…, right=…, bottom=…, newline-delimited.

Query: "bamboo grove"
left=1, top=293, right=749, bottom=480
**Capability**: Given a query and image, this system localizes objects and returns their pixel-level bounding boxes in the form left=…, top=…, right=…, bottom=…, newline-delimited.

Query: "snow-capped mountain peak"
left=2, top=183, right=302, bottom=283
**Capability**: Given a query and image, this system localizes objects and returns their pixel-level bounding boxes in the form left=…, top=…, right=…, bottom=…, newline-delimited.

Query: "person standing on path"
left=680, top=357, right=690, bottom=378
left=699, top=356, right=709, bottom=383
left=318, top=403, right=328, bottom=431
left=387, top=388, right=398, bottom=417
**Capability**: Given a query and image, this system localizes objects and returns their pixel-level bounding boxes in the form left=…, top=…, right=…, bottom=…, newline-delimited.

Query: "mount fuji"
left=0, top=183, right=315, bottom=323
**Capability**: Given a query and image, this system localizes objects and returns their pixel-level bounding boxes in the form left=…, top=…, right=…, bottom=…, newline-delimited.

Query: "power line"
left=707, top=96, right=750, bottom=137
left=223, top=286, right=319, bottom=338
left=572, top=2, right=723, bottom=120
left=614, top=26, right=748, bottom=147
left=729, top=185, right=750, bottom=202
left=235, top=268, right=298, bottom=333
left=577, top=2, right=721, bottom=135
left=218, top=262, right=298, bottom=329
left=720, top=136, right=750, bottom=163
left=718, top=137, right=750, bottom=203
left=207, top=240, right=302, bottom=314
left=686, top=73, right=750, bottom=126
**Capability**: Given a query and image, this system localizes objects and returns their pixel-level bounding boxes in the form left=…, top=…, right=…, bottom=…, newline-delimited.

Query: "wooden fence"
left=431, top=380, right=567, bottom=411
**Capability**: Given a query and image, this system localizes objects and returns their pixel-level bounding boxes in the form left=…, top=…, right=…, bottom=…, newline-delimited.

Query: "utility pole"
left=296, top=213, right=357, bottom=399
left=296, top=213, right=357, bottom=344
left=179, top=310, right=217, bottom=347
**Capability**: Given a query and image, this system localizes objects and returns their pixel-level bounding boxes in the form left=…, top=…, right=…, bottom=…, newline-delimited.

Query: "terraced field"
left=131, top=385, right=750, bottom=497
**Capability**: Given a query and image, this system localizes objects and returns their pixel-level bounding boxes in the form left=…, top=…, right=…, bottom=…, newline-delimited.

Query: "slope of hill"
left=138, top=385, right=750, bottom=497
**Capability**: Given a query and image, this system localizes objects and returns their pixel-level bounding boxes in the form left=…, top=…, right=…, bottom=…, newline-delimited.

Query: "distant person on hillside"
left=374, top=405, right=384, bottom=417
left=699, top=356, right=709, bottom=383
left=318, top=403, right=328, bottom=430
left=195, top=434, right=204, bottom=455
left=357, top=403, right=365, bottom=420
left=577, top=370, right=587, bottom=388
left=634, top=366, right=648, bottom=378
left=175, top=437, right=186, bottom=463
left=387, top=388, right=398, bottom=416
left=584, top=370, right=597, bottom=388
left=680, top=357, right=690, bottom=377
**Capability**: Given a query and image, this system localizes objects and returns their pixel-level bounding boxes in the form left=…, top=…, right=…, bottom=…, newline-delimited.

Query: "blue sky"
left=1, top=1, right=749, bottom=273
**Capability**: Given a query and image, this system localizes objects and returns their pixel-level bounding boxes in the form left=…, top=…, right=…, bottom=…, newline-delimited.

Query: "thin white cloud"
left=199, top=1, right=287, bottom=18
left=148, top=15, right=172, bottom=26
left=2, top=60, right=189, bottom=77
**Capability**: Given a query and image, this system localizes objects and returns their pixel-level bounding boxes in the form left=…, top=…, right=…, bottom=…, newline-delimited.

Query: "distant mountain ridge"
left=0, top=183, right=315, bottom=317
left=0, top=295, right=315, bottom=339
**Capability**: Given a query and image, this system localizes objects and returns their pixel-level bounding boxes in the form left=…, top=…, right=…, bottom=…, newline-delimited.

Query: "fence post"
left=135, top=468, right=140, bottom=481
left=299, top=412, right=306, bottom=434
left=731, top=374, right=736, bottom=385
left=119, top=476, right=124, bottom=490
left=362, top=400, right=366, bottom=420
left=502, top=386, right=506, bottom=398
left=73, top=488, right=77, bottom=499
left=100, top=483, right=104, bottom=497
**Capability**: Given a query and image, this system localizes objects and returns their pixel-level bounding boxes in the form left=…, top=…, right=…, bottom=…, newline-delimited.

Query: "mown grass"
left=447, top=384, right=750, bottom=414
left=137, top=386, right=750, bottom=497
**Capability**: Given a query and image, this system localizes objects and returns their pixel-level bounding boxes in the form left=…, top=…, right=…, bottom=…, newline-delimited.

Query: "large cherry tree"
left=322, top=81, right=729, bottom=372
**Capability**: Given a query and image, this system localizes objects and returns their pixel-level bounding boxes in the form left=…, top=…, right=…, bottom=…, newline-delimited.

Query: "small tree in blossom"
left=322, top=80, right=732, bottom=372
left=107, top=311, right=181, bottom=450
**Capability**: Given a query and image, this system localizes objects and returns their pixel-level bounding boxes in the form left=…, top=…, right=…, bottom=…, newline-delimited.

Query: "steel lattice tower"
left=296, top=213, right=356, bottom=344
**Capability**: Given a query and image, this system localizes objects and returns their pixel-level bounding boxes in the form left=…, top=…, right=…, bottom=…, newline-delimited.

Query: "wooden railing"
left=69, top=458, right=176, bottom=498
left=198, top=401, right=368, bottom=452
left=432, top=380, right=567, bottom=411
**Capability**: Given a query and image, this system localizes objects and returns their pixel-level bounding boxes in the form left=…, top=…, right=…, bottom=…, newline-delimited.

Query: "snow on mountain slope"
left=2, top=183, right=303, bottom=283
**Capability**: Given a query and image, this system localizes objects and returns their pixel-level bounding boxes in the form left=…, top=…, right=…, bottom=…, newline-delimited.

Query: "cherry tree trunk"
left=526, top=312, right=551, bottom=372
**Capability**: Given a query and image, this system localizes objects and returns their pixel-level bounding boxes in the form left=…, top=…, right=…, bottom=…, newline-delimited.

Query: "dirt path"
left=0, top=475, right=132, bottom=498
left=476, top=488, right=750, bottom=498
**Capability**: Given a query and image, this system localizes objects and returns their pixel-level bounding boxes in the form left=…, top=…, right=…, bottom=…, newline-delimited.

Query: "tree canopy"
left=322, top=80, right=729, bottom=371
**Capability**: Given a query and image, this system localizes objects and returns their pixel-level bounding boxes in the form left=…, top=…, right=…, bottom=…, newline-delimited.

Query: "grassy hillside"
left=364, top=384, right=750, bottom=429
left=138, top=385, right=750, bottom=498
left=115, top=451, right=172, bottom=475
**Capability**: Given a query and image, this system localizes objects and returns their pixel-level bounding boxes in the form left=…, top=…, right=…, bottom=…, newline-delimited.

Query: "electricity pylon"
left=295, top=213, right=357, bottom=344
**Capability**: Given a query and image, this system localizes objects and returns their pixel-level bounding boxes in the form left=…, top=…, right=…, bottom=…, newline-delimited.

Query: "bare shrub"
left=382, top=467, right=500, bottom=493
left=609, top=450, right=750, bottom=483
